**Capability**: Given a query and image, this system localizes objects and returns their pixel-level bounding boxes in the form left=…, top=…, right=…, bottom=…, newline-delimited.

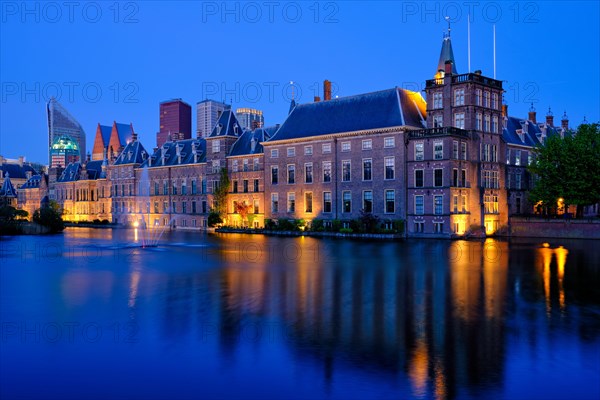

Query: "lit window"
left=415, top=143, right=424, bottom=161
left=415, top=195, right=424, bottom=215
left=434, top=141, right=443, bottom=160
left=363, top=191, right=373, bottom=213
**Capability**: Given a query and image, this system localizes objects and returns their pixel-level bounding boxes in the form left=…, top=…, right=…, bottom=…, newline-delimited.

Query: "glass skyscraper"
left=47, top=97, right=86, bottom=166
left=196, top=99, right=230, bottom=138
left=235, top=108, right=264, bottom=130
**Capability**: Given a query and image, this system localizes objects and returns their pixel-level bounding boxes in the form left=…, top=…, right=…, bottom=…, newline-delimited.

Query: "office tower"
left=196, top=99, right=229, bottom=138
left=47, top=97, right=86, bottom=165
left=236, top=108, right=264, bottom=130
left=157, top=99, right=192, bottom=147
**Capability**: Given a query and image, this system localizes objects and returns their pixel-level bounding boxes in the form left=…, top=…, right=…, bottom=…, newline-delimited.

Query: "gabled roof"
left=57, top=163, right=82, bottom=182
left=99, top=125, right=112, bottom=144
left=114, top=140, right=148, bottom=166
left=0, top=173, right=17, bottom=197
left=0, top=164, right=37, bottom=180
left=141, top=138, right=206, bottom=168
left=229, top=127, right=275, bottom=157
left=269, top=88, right=427, bottom=142
left=115, top=123, right=134, bottom=145
left=208, top=109, right=243, bottom=138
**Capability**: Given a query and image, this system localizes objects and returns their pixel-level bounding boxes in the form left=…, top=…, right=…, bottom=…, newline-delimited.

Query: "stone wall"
left=510, top=217, right=600, bottom=239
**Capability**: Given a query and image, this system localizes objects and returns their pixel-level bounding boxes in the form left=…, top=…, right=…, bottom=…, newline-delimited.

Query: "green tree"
left=212, top=167, right=230, bottom=219
left=33, top=200, right=65, bottom=233
left=529, top=123, right=600, bottom=217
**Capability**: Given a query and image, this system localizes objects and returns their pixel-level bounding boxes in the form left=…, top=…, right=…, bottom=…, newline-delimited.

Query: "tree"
left=529, top=123, right=600, bottom=217
left=0, top=206, right=28, bottom=234
left=212, top=167, right=230, bottom=219
left=234, top=201, right=252, bottom=227
left=33, top=200, right=65, bottom=233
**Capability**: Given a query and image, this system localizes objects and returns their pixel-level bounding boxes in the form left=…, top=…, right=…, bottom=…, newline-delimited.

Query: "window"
left=515, top=150, right=521, bottom=166
left=434, top=169, right=443, bottom=187
left=202, top=178, right=207, bottom=194
left=516, top=197, right=522, bottom=214
left=461, top=142, right=467, bottom=160
left=491, top=145, right=498, bottom=162
left=482, top=170, right=500, bottom=188
left=384, top=137, right=395, bottom=148
left=484, top=114, right=491, bottom=132
left=476, top=113, right=482, bottom=131
left=461, top=195, right=467, bottom=212
left=191, top=180, right=197, bottom=195
left=232, top=159, right=239, bottom=172
left=154, top=201, right=159, bottom=213
left=192, top=201, right=197, bottom=214
left=492, top=116, right=498, bottom=133
left=341, top=142, right=351, bottom=152
left=434, top=195, right=443, bottom=215
left=172, top=202, right=177, bottom=213
left=453, top=195, right=458, bottom=213
left=202, top=200, right=207, bottom=213
left=414, top=222, right=425, bottom=233
left=233, top=181, right=238, bottom=193
left=287, top=165, right=295, bottom=184
left=461, top=169, right=467, bottom=187
left=323, top=161, right=332, bottom=182
left=323, top=192, right=332, bottom=213
left=287, top=193, right=295, bottom=212
left=363, top=191, right=373, bottom=213
left=243, top=159, right=249, bottom=172
left=243, top=180, right=248, bottom=193
left=415, top=143, right=424, bottom=161
left=484, top=91, right=490, bottom=107
left=304, top=145, right=313, bottom=155
left=484, top=195, right=499, bottom=214
left=305, top=163, right=313, bottom=183
left=528, top=153, right=533, bottom=166
left=433, top=115, right=443, bottom=128
left=434, top=141, right=443, bottom=159
left=454, top=88, right=465, bottom=106
left=154, top=182, right=159, bottom=196
left=454, top=113, right=465, bottom=129
left=254, top=179, right=259, bottom=192
left=287, top=147, right=295, bottom=157
left=475, top=89, right=482, bottom=106
left=343, top=191, right=351, bottom=213
left=271, top=193, right=279, bottom=213
left=516, top=172, right=522, bottom=189
left=271, top=149, right=279, bottom=158
left=212, top=160, right=220, bottom=173
left=434, top=222, right=444, bottom=233
left=305, top=192, right=313, bottom=213
left=384, top=157, right=395, bottom=180
left=172, top=182, right=177, bottom=195
left=506, top=149, right=511, bottom=164
left=385, top=190, right=395, bottom=213
left=342, top=160, right=351, bottom=182
left=212, top=140, right=220, bottom=153
left=482, top=143, right=490, bottom=162
left=433, top=92, right=443, bottom=109
left=362, top=139, right=372, bottom=150
left=253, top=199, right=259, bottom=214
left=453, top=141, right=459, bottom=159
left=182, top=202, right=187, bottom=214
left=453, top=168, right=458, bottom=187
left=271, top=166, right=279, bottom=184
left=415, top=195, right=424, bottom=215
left=163, top=181, right=168, bottom=195
left=415, top=169, right=424, bottom=187
left=363, top=159, right=372, bottom=180
left=322, top=143, right=332, bottom=153
left=254, top=158, right=259, bottom=171
left=492, top=93, right=498, bottom=109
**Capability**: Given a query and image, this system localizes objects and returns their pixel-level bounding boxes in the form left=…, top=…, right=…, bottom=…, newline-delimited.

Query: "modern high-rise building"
left=47, top=97, right=86, bottom=166
left=236, top=108, right=264, bottom=130
left=157, top=99, right=192, bottom=147
left=196, top=99, right=230, bottom=138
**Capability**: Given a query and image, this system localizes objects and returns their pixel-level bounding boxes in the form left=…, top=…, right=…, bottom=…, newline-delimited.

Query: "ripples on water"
left=1, top=229, right=599, bottom=399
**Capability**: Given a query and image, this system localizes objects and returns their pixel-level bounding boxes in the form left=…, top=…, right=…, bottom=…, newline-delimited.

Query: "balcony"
left=425, top=73, right=503, bottom=89
left=408, top=126, right=471, bottom=139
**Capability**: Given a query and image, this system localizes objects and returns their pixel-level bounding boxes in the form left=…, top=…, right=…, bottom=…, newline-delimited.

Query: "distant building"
left=157, top=99, right=192, bottom=147
left=0, top=156, right=39, bottom=190
left=91, top=121, right=135, bottom=161
left=236, top=108, right=264, bottom=130
left=47, top=97, right=86, bottom=165
left=196, top=100, right=229, bottom=138
left=50, top=135, right=80, bottom=168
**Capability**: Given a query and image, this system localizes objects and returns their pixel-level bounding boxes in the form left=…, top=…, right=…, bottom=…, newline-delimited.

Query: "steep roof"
left=0, top=163, right=37, bottom=180
left=269, top=88, right=427, bottom=142
left=501, top=116, right=565, bottom=147
left=113, top=140, right=148, bottom=166
left=85, top=160, right=104, bottom=179
left=115, top=123, right=134, bottom=144
left=229, top=127, right=276, bottom=157
left=141, top=138, right=206, bottom=168
left=99, top=125, right=112, bottom=144
left=208, top=109, right=243, bottom=137
left=0, top=173, right=17, bottom=197
left=436, top=33, right=458, bottom=75
left=20, top=174, right=44, bottom=189
left=57, top=163, right=82, bottom=182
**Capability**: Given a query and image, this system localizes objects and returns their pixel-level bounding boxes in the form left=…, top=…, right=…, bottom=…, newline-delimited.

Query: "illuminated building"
left=50, top=135, right=80, bottom=168
left=47, top=97, right=86, bottom=165
left=157, top=99, right=192, bottom=147
left=235, top=108, right=264, bottom=130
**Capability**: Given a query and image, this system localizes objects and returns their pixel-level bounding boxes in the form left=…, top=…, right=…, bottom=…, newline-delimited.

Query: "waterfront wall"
left=510, top=218, right=600, bottom=239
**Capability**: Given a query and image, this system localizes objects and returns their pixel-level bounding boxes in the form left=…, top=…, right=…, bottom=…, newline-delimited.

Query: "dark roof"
left=502, top=116, right=558, bottom=147
left=99, top=125, right=112, bottom=144
left=114, top=141, right=148, bottom=166
left=141, top=138, right=206, bottom=168
left=57, top=163, right=81, bottom=182
left=115, top=123, right=134, bottom=145
left=208, top=109, right=243, bottom=137
left=0, top=163, right=37, bottom=180
left=437, top=34, right=458, bottom=75
left=0, top=174, right=17, bottom=197
left=20, top=174, right=45, bottom=189
left=85, top=160, right=104, bottom=179
left=229, top=127, right=276, bottom=157
left=269, top=88, right=427, bottom=142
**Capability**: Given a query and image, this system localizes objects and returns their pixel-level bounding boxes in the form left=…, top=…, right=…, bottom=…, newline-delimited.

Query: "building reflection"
left=153, top=237, right=599, bottom=399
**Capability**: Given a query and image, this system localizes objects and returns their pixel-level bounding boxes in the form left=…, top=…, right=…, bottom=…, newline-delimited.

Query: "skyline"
left=1, top=1, right=599, bottom=162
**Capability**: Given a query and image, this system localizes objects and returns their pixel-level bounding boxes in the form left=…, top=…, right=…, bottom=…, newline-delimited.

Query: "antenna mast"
left=493, top=24, right=496, bottom=79
left=468, top=14, right=471, bottom=72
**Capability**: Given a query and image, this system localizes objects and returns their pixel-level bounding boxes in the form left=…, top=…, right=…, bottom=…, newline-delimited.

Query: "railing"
left=425, top=73, right=503, bottom=89
left=408, top=126, right=471, bottom=139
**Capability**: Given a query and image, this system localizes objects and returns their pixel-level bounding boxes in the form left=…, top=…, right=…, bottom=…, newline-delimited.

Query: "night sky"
left=1, top=1, right=599, bottom=163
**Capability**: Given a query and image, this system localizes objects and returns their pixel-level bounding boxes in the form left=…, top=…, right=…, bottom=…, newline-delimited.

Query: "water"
left=1, top=229, right=599, bottom=399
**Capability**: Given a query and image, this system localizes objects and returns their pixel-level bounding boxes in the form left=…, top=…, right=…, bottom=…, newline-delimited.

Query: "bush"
left=310, top=219, right=324, bottom=232
left=32, top=201, right=64, bottom=233
left=339, top=227, right=353, bottom=234
left=359, top=210, right=380, bottom=233
left=207, top=211, right=223, bottom=227
left=393, top=219, right=405, bottom=233
left=331, top=219, right=342, bottom=232
left=277, top=219, right=296, bottom=231
left=264, top=218, right=277, bottom=230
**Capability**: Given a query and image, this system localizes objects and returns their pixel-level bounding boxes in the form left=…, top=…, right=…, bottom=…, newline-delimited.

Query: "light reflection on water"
left=1, top=229, right=599, bottom=400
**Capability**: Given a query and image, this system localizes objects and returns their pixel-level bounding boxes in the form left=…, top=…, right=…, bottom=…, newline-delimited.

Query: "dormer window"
left=516, top=129, right=525, bottom=142
left=216, top=124, right=223, bottom=135
left=233, top=123, right=239, bottom=136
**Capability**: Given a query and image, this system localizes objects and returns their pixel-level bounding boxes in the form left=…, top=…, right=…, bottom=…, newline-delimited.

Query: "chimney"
left=561, top=111, right=569, bottom=130
left=528, top=103, right=536, bottom=124
left=546, top=107, right=554, bottom=126
left=18, top=156, right=24, bottom=167
left=86, top=152, right=91, bottom=162
left=474, top=69, right=482, bottom=75
left=314, top=96, right=321, bottom=103
left=444, top=60, right=453, bottom=75
left=323, top=80, right=332, bottom=101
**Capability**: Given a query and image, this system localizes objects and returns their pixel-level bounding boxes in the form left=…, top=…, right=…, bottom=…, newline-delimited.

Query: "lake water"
left=1, top=228, right=599, bottom=399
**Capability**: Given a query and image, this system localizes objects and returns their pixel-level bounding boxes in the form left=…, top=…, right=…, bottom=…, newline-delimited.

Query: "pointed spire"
left=435, top=18, right=458, bottom=77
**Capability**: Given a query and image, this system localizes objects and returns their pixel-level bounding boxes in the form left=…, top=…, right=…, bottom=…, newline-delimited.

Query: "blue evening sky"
left=1, top=1, right=599, bottom=163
